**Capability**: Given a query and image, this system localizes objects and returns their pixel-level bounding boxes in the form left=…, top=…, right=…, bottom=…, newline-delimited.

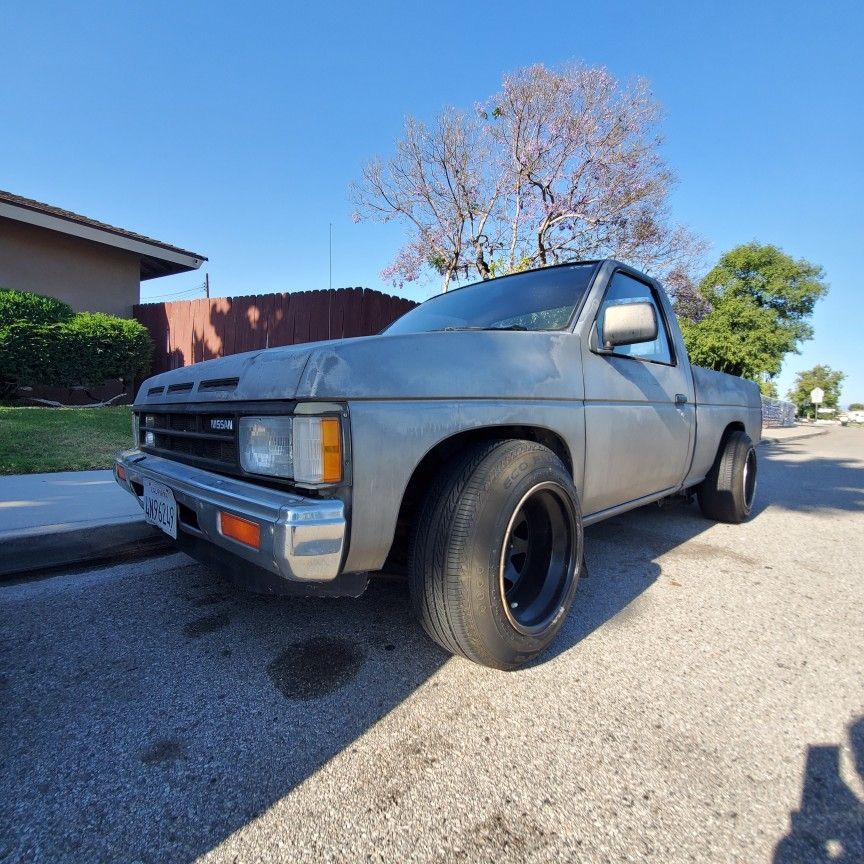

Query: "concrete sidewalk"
left=0, top=469, right=171, bottom=579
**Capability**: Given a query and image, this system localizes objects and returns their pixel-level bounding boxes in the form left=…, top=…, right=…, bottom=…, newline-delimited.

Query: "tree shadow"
left=133, top=300, right=189, bottom=375
left=773, top=716, right=864, bottom=863
left=755, top=437, right=864, bottom=516
left=205, top=289, right=416, bottom=364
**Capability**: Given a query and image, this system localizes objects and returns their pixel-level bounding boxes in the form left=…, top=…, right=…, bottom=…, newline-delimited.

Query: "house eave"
left=0, top=200, right=206, bottom=277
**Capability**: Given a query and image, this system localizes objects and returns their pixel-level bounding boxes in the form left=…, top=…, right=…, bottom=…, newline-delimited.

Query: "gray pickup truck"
left=115, top=259, right=761, bottom=669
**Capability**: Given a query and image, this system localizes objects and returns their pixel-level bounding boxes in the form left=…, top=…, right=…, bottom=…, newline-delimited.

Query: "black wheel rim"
left=499, top=482, right=578, bottom=635
left=743, top=447, right=757, bottom=510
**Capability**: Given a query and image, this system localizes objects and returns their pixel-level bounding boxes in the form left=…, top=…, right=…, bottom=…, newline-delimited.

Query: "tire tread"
left=409, top=439, right=576, bottom=668
left=698, top=430, right=755, bottom=523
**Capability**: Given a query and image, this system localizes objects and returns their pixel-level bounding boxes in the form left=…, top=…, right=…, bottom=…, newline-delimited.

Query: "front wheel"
left=697, top=430, right=757, bottom=523
left=409, top=440, right=583, bottom=670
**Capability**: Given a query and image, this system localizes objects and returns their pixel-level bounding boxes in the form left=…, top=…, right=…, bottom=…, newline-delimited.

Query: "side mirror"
left=599, top=302, right=658, bottom=349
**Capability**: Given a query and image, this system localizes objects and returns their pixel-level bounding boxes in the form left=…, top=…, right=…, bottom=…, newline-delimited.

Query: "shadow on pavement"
left=550, top=495, right=716, bottom=659
left=0, top=500, right=721, bottom=863
left=773, top=716, right=864, bottom=863
left=756, top=438, right=864, bottom=516
left=1, top=435, right=814, bottom=862
left=0, top=565, right=446, bottom=863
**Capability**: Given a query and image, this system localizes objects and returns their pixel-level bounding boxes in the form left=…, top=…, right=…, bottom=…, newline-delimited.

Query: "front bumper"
left=114, top=450, right=346, bottom=582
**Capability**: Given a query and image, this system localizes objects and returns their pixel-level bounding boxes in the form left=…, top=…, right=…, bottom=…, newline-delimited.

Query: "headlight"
left=238, top=415, right=343, bottom=484
left=132, top=412, right=140, bottom=445
left=239, top=417, right=294, bottom=478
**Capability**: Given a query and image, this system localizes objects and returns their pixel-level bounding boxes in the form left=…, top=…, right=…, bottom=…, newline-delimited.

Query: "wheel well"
left=712, top=421, right=745, bottom=465
left=381, top=426, right=573, bottom=574
left=721, top=421, right=745, bottom=444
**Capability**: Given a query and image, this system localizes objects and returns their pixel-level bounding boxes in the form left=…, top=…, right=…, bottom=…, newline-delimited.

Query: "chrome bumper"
left=114, top=450, right=346, bottom=582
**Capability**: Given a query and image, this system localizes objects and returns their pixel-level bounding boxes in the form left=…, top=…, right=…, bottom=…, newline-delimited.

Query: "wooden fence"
left=134, top=287, right=417, bottom=375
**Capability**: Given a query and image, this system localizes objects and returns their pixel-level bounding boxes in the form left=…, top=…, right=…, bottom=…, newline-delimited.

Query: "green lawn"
left=0, top=406, right=134, bottom=474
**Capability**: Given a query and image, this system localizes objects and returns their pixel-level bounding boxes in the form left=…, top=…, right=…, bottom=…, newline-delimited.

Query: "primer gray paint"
left=132, top=258, right=761, bottom=584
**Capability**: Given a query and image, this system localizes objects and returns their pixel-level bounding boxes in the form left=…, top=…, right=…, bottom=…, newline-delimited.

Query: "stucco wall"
left=0, top=217, right=140, bottom=318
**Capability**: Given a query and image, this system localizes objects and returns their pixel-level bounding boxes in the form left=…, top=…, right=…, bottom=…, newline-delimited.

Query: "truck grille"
left=141, top=412, right=237, bottom=468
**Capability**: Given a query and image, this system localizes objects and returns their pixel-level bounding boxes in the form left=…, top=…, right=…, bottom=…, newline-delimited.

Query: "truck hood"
left=134, top=330, right=583, bottom=406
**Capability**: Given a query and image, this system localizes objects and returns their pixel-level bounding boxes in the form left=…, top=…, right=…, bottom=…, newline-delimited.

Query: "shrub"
left=0, top=288, right=73, bottom=328
left=0, top=311, right=152, bottom=388
left=63, top=313, right=153, bottom=385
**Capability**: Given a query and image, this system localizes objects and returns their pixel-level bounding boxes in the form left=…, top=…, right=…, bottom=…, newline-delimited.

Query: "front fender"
left=342, top=399, right=585, bottom=573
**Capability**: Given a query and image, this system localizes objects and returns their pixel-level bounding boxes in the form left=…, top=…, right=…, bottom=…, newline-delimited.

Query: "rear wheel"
left=409, top=439, right=583, bottom=670
left=697, top=430, right=757, bottom=523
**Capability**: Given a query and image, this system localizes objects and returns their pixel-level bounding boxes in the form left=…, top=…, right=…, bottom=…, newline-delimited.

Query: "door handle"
left=675, top=393, right=688, bottom=405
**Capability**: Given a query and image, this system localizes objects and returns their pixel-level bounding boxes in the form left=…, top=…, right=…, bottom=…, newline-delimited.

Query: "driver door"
left=580, top=270, right=694, bottom=516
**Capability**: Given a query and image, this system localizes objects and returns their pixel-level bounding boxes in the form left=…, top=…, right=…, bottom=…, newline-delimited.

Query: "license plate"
left=143, top=478, right=177, bottom=539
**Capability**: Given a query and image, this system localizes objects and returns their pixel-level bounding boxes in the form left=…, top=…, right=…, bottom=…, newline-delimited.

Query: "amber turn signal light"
left=116, top=465, right=127, bottom=482
left=320, top=417, right=342, bottom=484
left=219, top=511, right=261, bottom=549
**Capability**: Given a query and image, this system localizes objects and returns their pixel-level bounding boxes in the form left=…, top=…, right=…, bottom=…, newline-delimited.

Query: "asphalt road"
left=2, top=428, right=862, bottom=864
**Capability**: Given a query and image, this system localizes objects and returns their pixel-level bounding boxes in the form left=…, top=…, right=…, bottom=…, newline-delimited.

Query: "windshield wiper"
left=438, top=325, right=528, bottom=332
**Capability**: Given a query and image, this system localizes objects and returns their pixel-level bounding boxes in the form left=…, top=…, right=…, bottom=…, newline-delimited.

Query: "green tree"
left=679, top=243, right=828, bottom=381
left=758, top=376, right=778, bottom=398
left=848, top=402, right=864, bottom=411
left=787, top=365, right=845, bottom=418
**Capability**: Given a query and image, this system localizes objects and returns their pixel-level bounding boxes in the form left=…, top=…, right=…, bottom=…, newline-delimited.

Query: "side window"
left=596, top=271, right=674, bottom=364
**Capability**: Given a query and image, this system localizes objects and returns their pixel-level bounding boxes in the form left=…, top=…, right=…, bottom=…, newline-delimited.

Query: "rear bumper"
left=113, top=450, right=346, bottom=583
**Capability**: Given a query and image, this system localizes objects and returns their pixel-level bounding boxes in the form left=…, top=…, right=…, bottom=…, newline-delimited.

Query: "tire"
left=409, top=439, right=583, bottom=670
left=697, top=430, right=757, bottom=524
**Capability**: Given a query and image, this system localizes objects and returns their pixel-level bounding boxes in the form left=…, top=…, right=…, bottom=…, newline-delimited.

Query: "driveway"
left=2, top=428, right=862, bottom=863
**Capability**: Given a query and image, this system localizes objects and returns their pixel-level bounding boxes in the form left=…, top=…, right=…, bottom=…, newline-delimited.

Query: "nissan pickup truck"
left=115, top=259, right=761, bottom=669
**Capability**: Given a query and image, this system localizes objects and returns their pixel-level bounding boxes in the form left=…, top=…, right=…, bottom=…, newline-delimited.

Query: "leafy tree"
left=787, top=365, right=845, bottom=417
left=353, top=63, right=703, bottom=291
left=759, top=377, right=778, bottom=398
left=848, top=402, right=864, bottom=411
left=678, top=243, right=828, bottom=380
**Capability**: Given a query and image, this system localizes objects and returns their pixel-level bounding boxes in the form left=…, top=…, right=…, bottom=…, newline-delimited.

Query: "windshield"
left=384, top=263, right=599, bottom=335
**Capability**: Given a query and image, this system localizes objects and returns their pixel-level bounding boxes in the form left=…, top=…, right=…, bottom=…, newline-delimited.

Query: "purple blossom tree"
left=352, top=63, right=705, bottom=291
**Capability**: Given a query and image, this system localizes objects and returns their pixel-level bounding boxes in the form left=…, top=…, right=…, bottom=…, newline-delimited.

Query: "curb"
left=0, top=517, right=173, bottom=581
left=760, top=427, right=829, bottom=445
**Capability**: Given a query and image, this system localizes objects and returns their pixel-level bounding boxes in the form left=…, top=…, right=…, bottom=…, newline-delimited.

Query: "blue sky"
left=2, top=1, right=862, bottom=403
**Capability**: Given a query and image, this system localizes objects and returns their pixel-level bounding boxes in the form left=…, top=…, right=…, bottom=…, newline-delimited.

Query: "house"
left=0, top=189, right=206, bottom=318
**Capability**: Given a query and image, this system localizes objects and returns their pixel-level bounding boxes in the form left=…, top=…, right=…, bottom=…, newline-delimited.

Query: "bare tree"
left=352, top=63, right=704, bottom=291
left=351, top=110, right=503, bottom=292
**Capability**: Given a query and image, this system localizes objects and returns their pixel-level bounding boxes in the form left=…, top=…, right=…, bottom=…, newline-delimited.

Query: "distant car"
left=847, top=410, right=864, bottom=423
left=115, top=259, right=761, bottom=669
